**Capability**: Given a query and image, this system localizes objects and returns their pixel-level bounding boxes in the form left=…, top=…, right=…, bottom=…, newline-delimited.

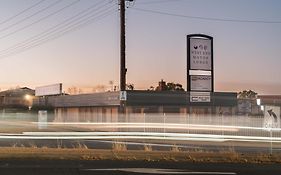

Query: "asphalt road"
left=0, top=159, right=280, bottom=175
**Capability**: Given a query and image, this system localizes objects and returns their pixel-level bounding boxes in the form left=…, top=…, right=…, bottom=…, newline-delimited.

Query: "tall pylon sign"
left=187, top=34, right=214, bottom=103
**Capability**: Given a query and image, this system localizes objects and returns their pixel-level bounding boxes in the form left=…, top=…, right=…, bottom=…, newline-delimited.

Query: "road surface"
left=0, top=159, right=280, bottom=175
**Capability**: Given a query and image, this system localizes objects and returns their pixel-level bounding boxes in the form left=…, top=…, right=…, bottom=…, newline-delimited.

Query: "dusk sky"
left=0, top=0, right=281, bottom=94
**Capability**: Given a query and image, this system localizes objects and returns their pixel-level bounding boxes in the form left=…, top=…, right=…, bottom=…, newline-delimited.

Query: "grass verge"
left=0, top=147, right=280, bottom=164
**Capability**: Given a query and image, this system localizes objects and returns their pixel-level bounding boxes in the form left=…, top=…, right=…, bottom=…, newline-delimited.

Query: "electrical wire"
left=0, top=0, right=81, bottom=40
left=0, top=4, right=117, bottom=59
left=0, top=0, right=46, bottom=26
left=136, top=0, right=183, bottom=5
left=0, top=0, right=63, bottom=33
left=0, top=9, right=117, bottom=59
left=131, top=7, right=281, bottom=24
left=0, top=0, right=109, bottom=55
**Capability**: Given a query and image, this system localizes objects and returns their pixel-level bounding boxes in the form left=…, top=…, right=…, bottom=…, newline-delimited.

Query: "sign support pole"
left=270, top=129, right=273, bottom=154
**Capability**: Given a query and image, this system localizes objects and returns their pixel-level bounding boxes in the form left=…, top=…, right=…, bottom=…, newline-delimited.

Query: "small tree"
left=147, top=86, right=154, bottom=91
left=154, top=80, right=184, bottom=91
left=238, top=90, right=257, bottom=99
left=126, top=83, right=134, bottom=90
left=167, top=82, right=184, bottom=91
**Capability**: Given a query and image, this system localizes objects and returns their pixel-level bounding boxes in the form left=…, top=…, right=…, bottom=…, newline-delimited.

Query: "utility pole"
left=120, top=0, right=126, bottom=92
left=119, top=0, right=133, bottom=114
left=120, top=0, right=133, bottom=91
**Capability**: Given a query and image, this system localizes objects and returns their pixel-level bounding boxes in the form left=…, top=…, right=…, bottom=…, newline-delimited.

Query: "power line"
left=136, top=0, right=183, bottom=5
left=0, top=9, right=117, bottom=59
left=0, top=0, right=109, bottom=55
left=0, top=4, right=117, bottom=59
left=0, top=0, right=46, bottom=26
left=131, top=7, right=281, bottom=24
left=0, top=0, right=81, bottom=40
left=0, top=0, right=63, bottom=33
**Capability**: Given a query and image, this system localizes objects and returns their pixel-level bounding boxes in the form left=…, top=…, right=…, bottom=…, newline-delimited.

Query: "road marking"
left=82, top=168, right=237, bottom=175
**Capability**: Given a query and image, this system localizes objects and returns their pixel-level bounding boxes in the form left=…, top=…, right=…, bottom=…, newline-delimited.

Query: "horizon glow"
left=0, top=0, right=281, bottom=95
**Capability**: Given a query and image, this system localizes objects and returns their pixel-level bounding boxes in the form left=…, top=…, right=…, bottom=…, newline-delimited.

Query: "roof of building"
left=258, top=95, right=281, bottom=105
left=0, top=87, right=35, bottom=97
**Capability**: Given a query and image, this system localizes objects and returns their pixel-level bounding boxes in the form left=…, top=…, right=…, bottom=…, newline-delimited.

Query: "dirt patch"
left=0, top=147, right=280, bottom=164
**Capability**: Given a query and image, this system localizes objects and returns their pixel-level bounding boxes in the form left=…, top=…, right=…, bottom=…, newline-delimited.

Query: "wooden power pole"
left=119, top=0, right=133, bottom=113
left=120, top=0, right=126, bottom=92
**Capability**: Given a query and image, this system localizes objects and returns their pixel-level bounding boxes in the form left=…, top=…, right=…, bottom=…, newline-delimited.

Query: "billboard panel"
left=190, top=38, right=212, bottom=70
left=190, top=75, right=212, bottom=91
left=35, top=83, right=62, bottom=96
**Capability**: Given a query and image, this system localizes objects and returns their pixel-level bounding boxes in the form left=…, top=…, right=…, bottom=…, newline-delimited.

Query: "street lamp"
left=24, top=94, right=33, bottom=110
left=25, top=94, right=31, bottom=101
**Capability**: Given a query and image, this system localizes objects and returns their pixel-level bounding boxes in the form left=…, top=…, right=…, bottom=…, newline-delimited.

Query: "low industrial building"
left=0, top=87, right=35, bottom=110
left=33, top=90, right=237, bottom=122
left=258, top=95, right=281, bottom=106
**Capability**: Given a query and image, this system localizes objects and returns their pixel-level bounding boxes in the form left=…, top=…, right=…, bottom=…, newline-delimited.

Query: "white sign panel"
left=35, top=83, right=62, bottom=96
left=263, top=105, right=280, bottom=129
left=190, top=92, right=211, bottom=102
left=119, top=91, right=127, bottom=101
left=190, top=38, right=212, bottom=70
left=190, top=75, right=212, bottom=91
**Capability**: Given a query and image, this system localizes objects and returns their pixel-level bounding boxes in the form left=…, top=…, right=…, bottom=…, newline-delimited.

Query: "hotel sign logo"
left=190, top=38, right=212, bottom=70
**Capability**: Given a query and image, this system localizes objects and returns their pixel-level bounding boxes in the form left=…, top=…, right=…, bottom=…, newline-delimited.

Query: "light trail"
left=32, top=122, right=240, bottom=132
left=86, top=140, right=201, bottom=149
left=0, top=135, right=226, bottom=142
left=1, top=121, right=280, bottom=144
left=33, top=122, right=281, bottom=132
left=82, top=168, right=237, bottom=175
left=0, top=131, right=280, bottom=143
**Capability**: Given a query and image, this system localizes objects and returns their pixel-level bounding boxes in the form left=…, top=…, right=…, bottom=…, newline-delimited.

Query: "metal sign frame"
left=187, top=34, right=214, bottom=92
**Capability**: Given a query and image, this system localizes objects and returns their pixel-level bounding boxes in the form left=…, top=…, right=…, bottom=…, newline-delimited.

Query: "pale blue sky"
left=0, top=0, right=280, bottom=94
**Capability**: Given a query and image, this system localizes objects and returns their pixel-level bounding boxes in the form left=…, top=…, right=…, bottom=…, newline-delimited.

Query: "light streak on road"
left=82, top=168, right=237, bottom=175
left=32, top=122, right=241, bottom=132
left=86, top=140, right=200, bottom=149
left=32, top=122, right=281, bottom=132
left=0, top=131, right=280, bottom=143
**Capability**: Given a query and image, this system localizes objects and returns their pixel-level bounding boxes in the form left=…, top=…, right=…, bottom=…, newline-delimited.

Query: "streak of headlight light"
left=34, top=122, right=281, bottom=131
left=21, top=131, right=281, bottom=141
left=0, top=135, right=225, bottom=142
left=94, top=125, right=238, bottom=132
left=1, top=135, right=281, bottom=143
left=89, top=140, right=200, bottom=149
left=19, top=132, right=281, bottom=140
left=3, top=131, right=281, bottom=143
left=31, top=122, right=241, bottom=132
